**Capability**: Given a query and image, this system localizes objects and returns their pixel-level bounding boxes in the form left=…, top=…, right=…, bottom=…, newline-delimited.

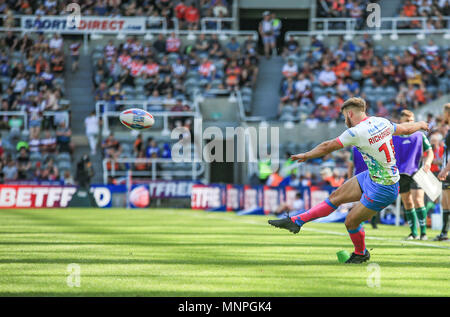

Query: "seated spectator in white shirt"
left=282, top=59, right=298, bottom=79
left=49, top=33, right=63, bottom=51
left=424, top=39, right=439, bottom=60
left=294, top=73, right=311, bottom=95
left=315, top=91, right=333, bottom=108
left=318, top=65, right=336, bottom=87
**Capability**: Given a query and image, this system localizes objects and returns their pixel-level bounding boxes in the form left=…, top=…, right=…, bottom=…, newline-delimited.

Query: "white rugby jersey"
left=336, top=116, right=400, bottom=185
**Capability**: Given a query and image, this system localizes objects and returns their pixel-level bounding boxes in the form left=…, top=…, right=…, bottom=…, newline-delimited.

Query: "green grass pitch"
left=0, top=208, right=449, bottom=296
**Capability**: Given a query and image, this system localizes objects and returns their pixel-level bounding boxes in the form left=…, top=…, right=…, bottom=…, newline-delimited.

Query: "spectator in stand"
left=318, top=65, right=337, bottom=87
left=185, top=3, right=200, bottom=30
left=225, top=60, right=241, bottom=92
left=225, top=37, right=240, bottom=57
left=175, top=0, right=188, bottom=26
left=16, top=147, right=31, bottom=180
left=209, top=41, right=226, bottom=62
left=157, top=75, right=174, bottom=96
left=62, top=170, right=75, bottom=185
left=266, top=168, right=283, bottom=187
left=148, top=90, right=164, bottom=109
left=172, top=58, right=186, bottom=80
left=49, top=33, right=63, bottom=53
left=2, top=156, right=17, bottom=181
left=195, top=33, right=210, bottom=54
left=282, top=58, right=299, bottom=79
left=40, top=129, right=57, bottom=155
left=50, top=51, right=65, bottom=75
left=153, top=34, right=166, bottom=54
left=85, top=111, right=100, bottom=156
left=159, top=55, right=171, bottom=76
left=133, top=134, right=143, bottom=157
left=283, top=35, right=300, bottom=58
left=2, top=31, right=18, bottom=50
left=109, top=82, right=125, bottom=104
left=166, top=32, right=181, bottom=55
left=102, top=132, right=122, bottom=160
left=118, top=68, right=135, bottom=88
left=241, top=57, right=258, bottom=87
left=278, top=77, right=297, bottom=113
left=135, top=150, right=148, bottom=172
left=146, top=138, right=160, bottom=158
left=95, top=82, right=108, bottom=101
left=69, top=41, right=81, bottom=72
left=198, top=57, right=216, bottom=81
left=294, top=73, right=311, bottom=98
left=375, top=100, right=389, bottom=117
left=56, top=121, right=74, bottom=154
left=259, top=11, right=276, bottom=59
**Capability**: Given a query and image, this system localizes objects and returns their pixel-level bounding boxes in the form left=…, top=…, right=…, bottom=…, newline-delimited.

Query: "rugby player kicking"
left=268, top=97, right=428, bottom=263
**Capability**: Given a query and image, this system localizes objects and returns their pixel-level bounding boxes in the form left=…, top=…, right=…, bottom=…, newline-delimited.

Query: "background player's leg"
left=401, top=191, right=418, bottom=238
left=345, top=202, right=377, bottom=255
left=437, top=189, right=450, bottom=240
left=292, top=176, right=362, bottom=226
left=412, top=189, right=427, bottom=238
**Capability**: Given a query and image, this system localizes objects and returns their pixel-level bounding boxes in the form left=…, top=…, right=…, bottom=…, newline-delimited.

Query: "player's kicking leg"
left=268, top=175, right=363, bottom=233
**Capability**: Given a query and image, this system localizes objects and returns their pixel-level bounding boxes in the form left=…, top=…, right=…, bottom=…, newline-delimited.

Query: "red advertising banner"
left=0, top=185, right=77, bottom=208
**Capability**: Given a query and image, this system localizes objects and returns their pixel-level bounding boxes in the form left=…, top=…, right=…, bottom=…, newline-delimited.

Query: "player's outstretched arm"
left=393, top=121, right=428, bottom=136
left=291, top=139, right=342, bottom=163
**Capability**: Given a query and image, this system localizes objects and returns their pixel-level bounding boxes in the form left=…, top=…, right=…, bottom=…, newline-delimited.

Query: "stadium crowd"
left=278, top=34, right=449, bottom=122
left=317, top=0, right=449, bottom=30
left=316, top=0, right=373, bottom=29
left=92, top=32, right=259, bottom=113
left=398, top=0, right=450, bottom=29
left=0, top=30, right=75, bottom=184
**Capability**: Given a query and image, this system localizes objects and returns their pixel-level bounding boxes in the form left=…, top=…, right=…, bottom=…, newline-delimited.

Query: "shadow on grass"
left=0, top=257, right=448, bottom=268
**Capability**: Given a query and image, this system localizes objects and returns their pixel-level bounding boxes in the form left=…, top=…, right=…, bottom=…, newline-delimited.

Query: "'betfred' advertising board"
left=0, top=185, right=77, bottom=208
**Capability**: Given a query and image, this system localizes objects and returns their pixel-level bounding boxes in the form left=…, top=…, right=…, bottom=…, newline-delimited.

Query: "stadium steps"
left=377, top=0, right=402, bottom=20
left=414, top=93, right=450, bottom=120
left=250, top=56, right=284, bottom=119
left=63, top=52, right=103, bottom=183
left=64, top=54, right=96, bottom=135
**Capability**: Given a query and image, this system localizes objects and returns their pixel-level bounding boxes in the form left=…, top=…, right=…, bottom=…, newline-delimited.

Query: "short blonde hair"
left=400, top=109, right=415, bottom=119
left=341, top=97, right=366, bottom=113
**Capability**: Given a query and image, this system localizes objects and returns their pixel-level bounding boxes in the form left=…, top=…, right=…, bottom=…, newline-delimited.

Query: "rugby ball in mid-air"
left=119, top=108, right=154, bottom=130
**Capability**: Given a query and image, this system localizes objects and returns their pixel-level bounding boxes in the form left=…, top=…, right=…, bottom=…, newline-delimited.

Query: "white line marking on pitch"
left=181, top=211, right=450, bottom=250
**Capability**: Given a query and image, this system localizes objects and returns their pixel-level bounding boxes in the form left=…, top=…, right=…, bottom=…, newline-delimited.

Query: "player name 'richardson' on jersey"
left=337, top=116, right=400, bottom=185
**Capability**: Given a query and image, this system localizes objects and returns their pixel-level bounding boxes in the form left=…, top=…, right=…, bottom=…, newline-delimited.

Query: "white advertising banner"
left=21, top=16, right=146, bottom=34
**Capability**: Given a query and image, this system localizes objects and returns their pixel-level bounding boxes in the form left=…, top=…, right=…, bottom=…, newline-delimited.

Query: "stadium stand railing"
left=96, top=99, right=204, bottom=182
left=0, top=111, right=70, bottom=134
left=305, top=16, right=450, bottom=37
left=102, top=157, right=205, bottom=184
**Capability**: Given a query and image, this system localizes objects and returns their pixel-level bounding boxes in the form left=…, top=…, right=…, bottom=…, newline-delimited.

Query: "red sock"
left=348, top=225, right=366, bottom=255
left=291, top=198, right=337, bottom=225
